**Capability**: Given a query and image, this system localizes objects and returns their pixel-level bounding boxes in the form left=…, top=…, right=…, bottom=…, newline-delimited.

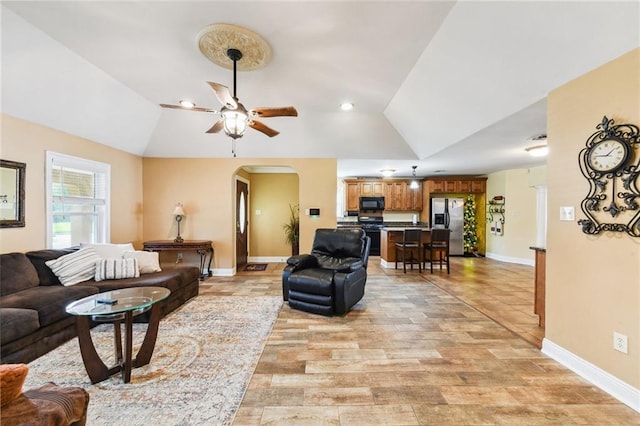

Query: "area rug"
left=24, top=296, right=282, bottom=425
left=243, top=263, right=268, bottom=272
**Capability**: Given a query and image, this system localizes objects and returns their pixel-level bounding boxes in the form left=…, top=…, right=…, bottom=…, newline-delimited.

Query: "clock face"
left=587, top=137, right=630, bottom=172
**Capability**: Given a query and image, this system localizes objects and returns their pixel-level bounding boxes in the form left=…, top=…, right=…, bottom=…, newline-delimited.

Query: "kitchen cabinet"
left=386, top=182, right=405, bottom=210
left=381, top=228, right=431, bottom=263
left=344, top=179, right=424, bottom=211
left=361, top=181, right=384, bottom=195
left=407, top=182, right=423, bottom=210
left=345, top=181, right=360, bottom=211
left=427, top=178, right=486, bottom=194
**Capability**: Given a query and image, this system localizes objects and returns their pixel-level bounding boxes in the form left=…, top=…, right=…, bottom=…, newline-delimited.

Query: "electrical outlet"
left=613, top=332, right=628, bottom=354
left=177, top=253, right=183, bottom=260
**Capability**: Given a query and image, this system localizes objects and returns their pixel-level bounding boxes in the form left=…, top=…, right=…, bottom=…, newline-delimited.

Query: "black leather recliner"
left=282, top=228, right=371, bottom=316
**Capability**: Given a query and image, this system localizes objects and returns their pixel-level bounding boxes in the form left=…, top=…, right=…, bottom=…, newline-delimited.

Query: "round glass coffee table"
left=66, top=286, right=170, bottom=384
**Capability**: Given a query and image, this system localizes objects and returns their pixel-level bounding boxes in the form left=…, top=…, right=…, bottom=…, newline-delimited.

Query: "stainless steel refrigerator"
left=431, top=197, right=465, bottom=255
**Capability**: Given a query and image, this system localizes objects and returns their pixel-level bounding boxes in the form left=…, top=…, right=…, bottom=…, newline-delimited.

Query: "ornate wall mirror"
left=0, top=159, right=26, bottom=228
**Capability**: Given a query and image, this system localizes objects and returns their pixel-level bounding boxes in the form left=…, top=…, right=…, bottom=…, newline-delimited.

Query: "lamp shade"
left=173, top=203, right=185, bottom=216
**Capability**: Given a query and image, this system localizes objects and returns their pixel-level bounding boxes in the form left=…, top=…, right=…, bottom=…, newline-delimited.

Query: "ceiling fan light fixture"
left=179, top=100, right=195, bottom=108
left=222, top=108, right=248, bottom=139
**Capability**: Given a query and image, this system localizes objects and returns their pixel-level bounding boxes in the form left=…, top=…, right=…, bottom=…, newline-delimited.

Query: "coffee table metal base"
left=75, top=303, right=162, bottom=384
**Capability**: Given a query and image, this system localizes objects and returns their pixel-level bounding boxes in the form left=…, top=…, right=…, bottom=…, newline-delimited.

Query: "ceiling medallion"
left=197, top=23, right=271, bottom=71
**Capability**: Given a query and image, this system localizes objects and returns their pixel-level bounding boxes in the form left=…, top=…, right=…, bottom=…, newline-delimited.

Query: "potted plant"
left=282, top=203, right=300, bottom=256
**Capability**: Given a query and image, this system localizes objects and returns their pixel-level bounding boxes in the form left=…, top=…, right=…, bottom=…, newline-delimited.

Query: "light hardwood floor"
left=200, top=257, right=639, bottom=425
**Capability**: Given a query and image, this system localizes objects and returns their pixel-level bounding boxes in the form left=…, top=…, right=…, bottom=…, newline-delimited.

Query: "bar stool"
left=423, top=228, right=450, bottom=274
left=395, top=228, right=422, bottom=273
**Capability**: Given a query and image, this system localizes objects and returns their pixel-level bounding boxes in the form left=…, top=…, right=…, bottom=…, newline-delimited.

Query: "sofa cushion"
left=0, top=309, right=40, bottom=345
left=78, top=266, right=199, bottom=293
left=123, top=250, right=162, bottom=274
left=80, top=242, right=134, bottom=259
left=25, top=249, right=78, bottom=286
left=0, top=253, right=40, bottom=297
left=0, top=285, right=98, bottom=327
left=95, top=258, right=139, bottom=281
left=45, top=247, right=100, bottom=286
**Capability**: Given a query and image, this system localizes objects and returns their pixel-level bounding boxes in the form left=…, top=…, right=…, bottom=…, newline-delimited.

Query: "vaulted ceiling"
left=2, top=1, right=638, bottom=178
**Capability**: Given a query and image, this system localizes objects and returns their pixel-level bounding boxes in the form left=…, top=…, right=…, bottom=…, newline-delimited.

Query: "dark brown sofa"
left=0, top=249, right=200, bottom=364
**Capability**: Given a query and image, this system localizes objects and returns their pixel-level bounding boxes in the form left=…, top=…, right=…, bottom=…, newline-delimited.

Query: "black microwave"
left=359, top=196, right=385, bottom=211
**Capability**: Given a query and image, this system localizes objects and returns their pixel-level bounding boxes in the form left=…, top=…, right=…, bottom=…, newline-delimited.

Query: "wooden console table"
left=530, top=246, right=546, bottom=328
left=143, top=240, right=213, bottom=279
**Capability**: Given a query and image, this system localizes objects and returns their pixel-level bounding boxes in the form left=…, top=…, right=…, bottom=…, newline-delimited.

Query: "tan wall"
left=486, top=168, right=539, bottom=262
left=142, top=158, right=336, bottom=271
left=0, top=114, right=143, bottom=253
left=547, top=48, right=639, bottom=387
left=249, top=173, right=299, bottom=257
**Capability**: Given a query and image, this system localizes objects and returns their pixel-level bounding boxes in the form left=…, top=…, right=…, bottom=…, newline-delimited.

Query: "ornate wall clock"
left=578, top=116, right=640, bottom=237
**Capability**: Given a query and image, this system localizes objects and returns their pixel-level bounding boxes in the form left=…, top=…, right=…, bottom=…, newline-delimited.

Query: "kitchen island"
left=380, top=227, right=431, bottom=268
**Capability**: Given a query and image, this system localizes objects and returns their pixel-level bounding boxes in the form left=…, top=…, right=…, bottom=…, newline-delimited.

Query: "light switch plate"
left=560, top=206, right=575, bottom=221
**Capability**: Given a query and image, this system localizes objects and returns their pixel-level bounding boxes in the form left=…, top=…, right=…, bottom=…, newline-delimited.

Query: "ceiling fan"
left=160, top=48, right=297, bottom=146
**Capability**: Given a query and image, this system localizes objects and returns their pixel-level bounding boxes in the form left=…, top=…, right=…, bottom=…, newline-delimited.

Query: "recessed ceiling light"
left=380, top=169, right=395, bottom=177
left=179, top=100, right=195, bottom=108
left=340, top=102, right=354, bottom=111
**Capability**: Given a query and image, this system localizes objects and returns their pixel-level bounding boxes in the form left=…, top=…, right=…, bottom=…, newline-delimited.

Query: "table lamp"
left=173, top=203, right=185, bottom=243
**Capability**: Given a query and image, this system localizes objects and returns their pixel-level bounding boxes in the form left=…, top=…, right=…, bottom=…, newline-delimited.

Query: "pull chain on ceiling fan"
left=160, top=25, right=298, bottom=157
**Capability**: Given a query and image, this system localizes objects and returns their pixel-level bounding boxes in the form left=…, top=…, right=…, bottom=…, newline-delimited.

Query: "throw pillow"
left=95, top=258, right=140, bottom=282
left=79, top=242, right=135, bottom=259
left=45, top=247, right=100, bottom=286
left=123, top=251, right=161, bottom=274
left=0, top=364, right=28, bottom=407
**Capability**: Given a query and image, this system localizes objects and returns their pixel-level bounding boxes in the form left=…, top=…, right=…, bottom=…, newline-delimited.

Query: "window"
left=46, top=151, right=110, bottom=249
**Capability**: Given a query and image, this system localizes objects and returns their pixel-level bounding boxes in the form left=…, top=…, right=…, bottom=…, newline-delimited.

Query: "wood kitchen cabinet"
left=345, top=181, right=360, bottom=211
left=407, top=181, right=423, bottom=210
left=361, top=181, right=384, bottom=195
left=427, top=178, right=486, bottom=194
left=386, top=182, right=405, bottom=210
left=381, top=228, right=431, bottom=263
left=345, top=179, right=424, bottom=212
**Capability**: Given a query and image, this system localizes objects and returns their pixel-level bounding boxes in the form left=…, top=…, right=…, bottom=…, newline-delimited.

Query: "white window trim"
left=45, top=151, right=111, bottom=248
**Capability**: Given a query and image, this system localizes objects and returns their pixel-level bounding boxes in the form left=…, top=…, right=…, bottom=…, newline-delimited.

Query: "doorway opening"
left=234, top=166, right=299, bottom=273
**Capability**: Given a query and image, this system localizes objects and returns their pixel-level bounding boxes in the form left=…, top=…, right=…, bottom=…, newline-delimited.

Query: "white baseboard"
left=248, top=256, right=288, bottom=263
left=380, top=259, right=393, bottom=269
left=209, top=268, right=235, bottom=277
left=542, top=338, right=640, bottom=412
left=485, top=252, right=534, bottom=266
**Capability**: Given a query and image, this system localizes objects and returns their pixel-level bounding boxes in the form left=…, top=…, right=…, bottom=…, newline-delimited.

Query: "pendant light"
left=410, top=166, right=419, bottom=189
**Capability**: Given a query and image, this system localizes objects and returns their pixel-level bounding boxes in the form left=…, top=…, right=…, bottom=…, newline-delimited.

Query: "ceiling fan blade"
left=249, top=120, right=280, bottom=137
left=250, top=106, right=298, bottom=118
left=160, top=104, right=217, bottom=113
left=206, top=119, right=225, bottom=134
left=207, top=82, right=237, bottom=109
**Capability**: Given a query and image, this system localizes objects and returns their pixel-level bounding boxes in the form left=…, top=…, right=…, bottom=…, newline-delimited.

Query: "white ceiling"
left=2, top=1, right=639, bottom=178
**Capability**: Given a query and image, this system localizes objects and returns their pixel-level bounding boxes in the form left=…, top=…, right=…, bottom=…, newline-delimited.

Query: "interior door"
left=236, top=180, right=248, bottom=270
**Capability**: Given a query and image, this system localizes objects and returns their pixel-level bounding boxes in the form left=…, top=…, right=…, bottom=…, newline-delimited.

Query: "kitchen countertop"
left=337, top=221, right=429, bottom=228
left=382, top=226, right=430, bottom=231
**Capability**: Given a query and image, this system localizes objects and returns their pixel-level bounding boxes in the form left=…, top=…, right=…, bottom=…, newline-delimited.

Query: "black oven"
left=362, top=226, right=382, bottom=256
left=359, top=196, right=385, bottom=211
left=358, top=215, right=384, bottom=256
